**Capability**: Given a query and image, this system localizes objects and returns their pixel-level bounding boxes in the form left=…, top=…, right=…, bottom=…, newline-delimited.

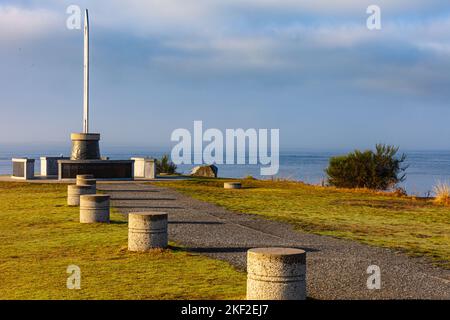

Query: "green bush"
left=325, top=144, right=407, bottom=190
left=156, top=155, right=178, bottom=174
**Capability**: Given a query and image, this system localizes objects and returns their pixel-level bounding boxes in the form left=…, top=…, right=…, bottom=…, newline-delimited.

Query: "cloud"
left=0, top=5, right=60, bottom=42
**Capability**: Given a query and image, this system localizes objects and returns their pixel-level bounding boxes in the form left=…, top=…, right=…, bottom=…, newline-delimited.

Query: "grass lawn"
left=156, top=178, right=450, bottom=269
left=0, top=182, right=246, bottom=299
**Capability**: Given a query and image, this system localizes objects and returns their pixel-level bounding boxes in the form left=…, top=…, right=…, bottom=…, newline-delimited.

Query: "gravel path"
left=98, top=181, right=450, bottom=300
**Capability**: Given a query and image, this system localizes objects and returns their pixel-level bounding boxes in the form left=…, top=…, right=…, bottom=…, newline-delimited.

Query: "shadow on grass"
left=109, top=220, right=127, bottom=225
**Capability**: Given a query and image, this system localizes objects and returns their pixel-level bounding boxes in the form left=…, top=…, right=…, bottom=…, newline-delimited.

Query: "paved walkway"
left=99, top=182, right=450, bottom=299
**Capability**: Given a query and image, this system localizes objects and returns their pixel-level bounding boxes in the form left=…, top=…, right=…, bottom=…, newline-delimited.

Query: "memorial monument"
left=58, top=10, right=133, bottom=180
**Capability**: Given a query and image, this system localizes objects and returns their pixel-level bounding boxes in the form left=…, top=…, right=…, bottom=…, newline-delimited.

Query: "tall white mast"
left=83, top=9, right=89, bottom=133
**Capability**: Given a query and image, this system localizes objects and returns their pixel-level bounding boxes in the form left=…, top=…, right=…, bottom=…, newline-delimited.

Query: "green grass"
left=0, top=182, right=246, bottom=299
left=156, top=178, right=450, bottom=269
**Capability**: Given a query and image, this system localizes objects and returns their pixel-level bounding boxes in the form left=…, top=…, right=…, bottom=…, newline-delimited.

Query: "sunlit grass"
left=433, top=181, right=450, bottom=206
left=0, top=182, right=246, bottom=299
left=157, top=177, right=450, bottom=269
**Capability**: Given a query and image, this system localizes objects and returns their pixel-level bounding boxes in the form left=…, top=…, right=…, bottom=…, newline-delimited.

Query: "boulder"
left=191, top=165, right=218, bottom=178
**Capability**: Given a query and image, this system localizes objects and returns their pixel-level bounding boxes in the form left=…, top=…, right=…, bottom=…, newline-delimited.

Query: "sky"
left=1, top=0, right=450, bottom=151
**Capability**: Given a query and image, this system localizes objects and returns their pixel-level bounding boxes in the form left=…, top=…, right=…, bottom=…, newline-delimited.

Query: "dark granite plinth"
left=58, top=160, right=134, bottom=180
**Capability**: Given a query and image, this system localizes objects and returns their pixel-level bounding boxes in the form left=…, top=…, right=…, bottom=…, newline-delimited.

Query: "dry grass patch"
left=433, top=182, right=450, bottom=206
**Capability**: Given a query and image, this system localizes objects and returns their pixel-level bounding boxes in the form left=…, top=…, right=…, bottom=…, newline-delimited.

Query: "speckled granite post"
left=224, top=182, right=242, bottom=189
left=128, top=212, right=168, bottom=251
left=76, top=175, right=96, bottom=190
left=79, top=194, right=110, bottom=223
left=76, top=174, right=94, bottom=180
left=67, top=184, right=95, bottom=206
left=247, top=247, right=306, bottom=300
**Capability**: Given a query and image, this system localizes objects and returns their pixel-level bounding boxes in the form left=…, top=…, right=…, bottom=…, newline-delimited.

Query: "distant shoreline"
left=1, top=149, right=450, bottom=196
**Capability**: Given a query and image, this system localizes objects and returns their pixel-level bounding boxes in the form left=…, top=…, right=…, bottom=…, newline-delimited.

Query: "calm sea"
left=1, top=147, right=450, bottom=196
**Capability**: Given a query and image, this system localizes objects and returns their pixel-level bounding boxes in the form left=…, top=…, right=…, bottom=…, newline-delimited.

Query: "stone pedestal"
left=67, top=184, right=96, bottom=206
left=40, top=156, right=69, bottom=177
left=11, top=158, right=35, bottom=180
left=131, top=157, right=156, bottom=179
left=70, top=133, right=101, bottom=160
left=128, top=212, right=168, bottom=251
left=224, top=182, right=242, bottom=189
left=79, top=194, right=110, bottom=223
left=247, top=247, right=306, bottom=300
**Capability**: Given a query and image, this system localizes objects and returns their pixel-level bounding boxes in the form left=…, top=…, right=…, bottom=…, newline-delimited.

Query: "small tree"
left=155, top=154, right=177, bottom=175
left=325, top=144, right=407, bottom=190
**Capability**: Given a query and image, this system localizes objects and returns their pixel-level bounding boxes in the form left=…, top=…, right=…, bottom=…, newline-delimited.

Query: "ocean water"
left=1, top=147, right=450, bottom=196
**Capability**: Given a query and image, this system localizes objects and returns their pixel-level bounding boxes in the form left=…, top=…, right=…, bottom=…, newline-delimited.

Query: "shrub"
left=325, top=144, right=407, bottom=190
left=156, top=155, right=177, bottom=174
left=433, top=182, right=450, bottom=205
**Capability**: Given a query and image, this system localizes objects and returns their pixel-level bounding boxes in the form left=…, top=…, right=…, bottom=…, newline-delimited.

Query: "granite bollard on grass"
left=247, top=247, right=306, bottom=300
left=79, top=194, right=110, bottom=223
left=128, top=212, right=168, bottom=251
left=76, top=174, right=94, bottom=180
left=224, top=182, right=242, bottom=189
left=67, top=184, right=96, bottom=206
left=76, top=175, right=96, bottom=191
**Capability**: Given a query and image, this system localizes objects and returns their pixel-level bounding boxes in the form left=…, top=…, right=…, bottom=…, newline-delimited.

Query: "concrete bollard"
left=247, top=247, right=306, bottom=300
left=79, top=194, right=110, bottom=223
left=76, top=174, right=94, bottom=180
left=224, top=182, right=242, bottom=189
left=128, top=212, right=168, bottom=251
left=76, top=175, right=96, bottom=191
left=67, top=184, right=96, bottom=206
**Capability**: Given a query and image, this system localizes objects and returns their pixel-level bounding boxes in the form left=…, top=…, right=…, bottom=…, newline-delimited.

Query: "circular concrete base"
left=76, top=177, right=96, bottom=191
left=80, top=194, right=110, bottom=223
left=76, top=174, right=94, bottom=180
left=224, top=182, right=242, bottom=189
left=128, top=212, right=168, bottom=251
left=67, top=184, right=96, bottom=206
left=247, top=247, right=306, bottom=300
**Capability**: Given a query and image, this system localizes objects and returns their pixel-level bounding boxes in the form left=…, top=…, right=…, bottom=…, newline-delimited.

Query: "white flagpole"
left=83, top=9, right=89, bottom=133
